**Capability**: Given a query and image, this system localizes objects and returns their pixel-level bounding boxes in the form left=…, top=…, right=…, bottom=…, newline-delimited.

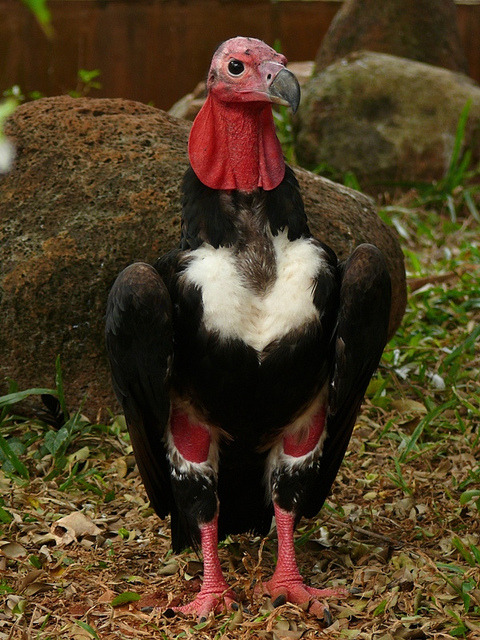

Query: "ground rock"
left=0, top=96, right=405, bottom=416
left=315, top=0, right=468, bottom=74
left=295, top=51, right=480, bottom=187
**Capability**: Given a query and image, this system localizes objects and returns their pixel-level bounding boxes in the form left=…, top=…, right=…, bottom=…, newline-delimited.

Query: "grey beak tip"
left=269, top=67, right=301, bottom=113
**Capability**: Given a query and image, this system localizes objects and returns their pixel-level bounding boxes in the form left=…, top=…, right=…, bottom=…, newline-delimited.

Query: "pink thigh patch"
left=283, top=408, right=326, bottom=458
left=170, top=410, right=211, bottom=463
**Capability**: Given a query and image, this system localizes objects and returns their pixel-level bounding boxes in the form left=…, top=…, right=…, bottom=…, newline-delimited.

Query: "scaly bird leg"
left=261, top=504, right=347, bottom=620
left=262, top=409, right=347, bottom=621
left=171, top=515, right=236, bottom=619
left=168, top=410, right=236, bottom=619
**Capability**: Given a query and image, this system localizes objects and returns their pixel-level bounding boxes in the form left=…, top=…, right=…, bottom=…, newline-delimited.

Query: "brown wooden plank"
left=0, top=0, right=478, bottom=111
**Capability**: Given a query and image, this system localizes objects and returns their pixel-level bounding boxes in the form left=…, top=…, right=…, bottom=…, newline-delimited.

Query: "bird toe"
left=170, top=589, right=237, bottom=620
left=261, top=578, right=347, bottom=622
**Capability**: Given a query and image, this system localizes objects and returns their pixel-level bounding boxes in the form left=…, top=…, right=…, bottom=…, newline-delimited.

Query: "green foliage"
left=311, top=161, right=364, bottom=191
left=20, top=0, right=53, bottom=37
left=3, top=85, right=43, bottom=103
left=0, top=357, right=126, bottom=493
left=273, top=105, right=296, bottom=164
left=0, top=435, right=29, bottom=479
left=3, top=69, right=102, bottom=107
left=0, top=98, right=17, bottom=134
left=406, top=101, right=480, bottom=221
left=74, top=621, right=100, bottom=640
left=111, top=591, right=141, bottom=607
left=0, top=386, right=56, bottom=409
left=370, top=182, right=479, bottom=617
left=69, top=69, right=103, bottom=98
left=0, top=98, right=18, bottom=172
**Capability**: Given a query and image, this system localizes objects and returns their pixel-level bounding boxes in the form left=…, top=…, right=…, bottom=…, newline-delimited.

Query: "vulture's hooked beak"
left=268, top=67, right=301, bottom=114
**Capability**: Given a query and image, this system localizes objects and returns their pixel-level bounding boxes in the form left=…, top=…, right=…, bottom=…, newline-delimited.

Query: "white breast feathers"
left=182, top=231, right=329, bottom=354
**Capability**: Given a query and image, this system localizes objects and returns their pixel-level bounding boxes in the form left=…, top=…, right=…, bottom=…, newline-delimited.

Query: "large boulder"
left=0, top=96, right=406, bottom=416
left=315, top=0, right=468, bottom=74
left=295, top=51, right=480, bottom=187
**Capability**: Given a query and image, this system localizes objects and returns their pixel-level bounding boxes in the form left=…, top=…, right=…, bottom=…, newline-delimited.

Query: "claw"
left=261, top=505, right=348, bottom=622
left=272, top=593, right=287, bottom=607
left=323, top=608, right=333, bottom=627
left=168, top=516, right=237, bottom=620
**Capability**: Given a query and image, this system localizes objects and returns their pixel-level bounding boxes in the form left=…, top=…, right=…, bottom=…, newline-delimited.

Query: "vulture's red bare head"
left=189, top=37, right=300, bottom=193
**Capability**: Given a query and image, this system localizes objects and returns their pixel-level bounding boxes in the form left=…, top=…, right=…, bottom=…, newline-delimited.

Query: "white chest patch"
left=181, top=231, right=329, bottom=353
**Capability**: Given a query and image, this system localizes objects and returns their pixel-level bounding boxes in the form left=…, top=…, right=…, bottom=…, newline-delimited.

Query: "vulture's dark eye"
left=228, top=59, right=245, bottom=76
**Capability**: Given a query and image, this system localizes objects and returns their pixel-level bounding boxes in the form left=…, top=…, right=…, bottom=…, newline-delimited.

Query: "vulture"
left=105, top=36, right=391, bottom=621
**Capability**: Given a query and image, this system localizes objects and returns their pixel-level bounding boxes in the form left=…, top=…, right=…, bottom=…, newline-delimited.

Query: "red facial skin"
left=188, top=37, right=288, bottom=192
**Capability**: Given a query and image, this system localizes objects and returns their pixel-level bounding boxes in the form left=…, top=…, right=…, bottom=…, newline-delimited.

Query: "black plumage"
left=106, top=166, right=391, bottom=550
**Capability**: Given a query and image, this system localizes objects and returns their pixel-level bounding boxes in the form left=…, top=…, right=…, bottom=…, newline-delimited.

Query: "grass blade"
left=55, top=355, right=70, bottom=421
left=111, top=591, right=141, bottom=607
left=74, top=621, right=100, bottom=640
left=445, top=100, right=471, bottom=182
left=464, top=189, right=480, bottom=222
left=0, top=434, right=29, bottom=479
left=441, top=324, right=480, bottom=371
left=0, top=388, right=56, bottom=408
left=399, top=398, right=457, bottom=462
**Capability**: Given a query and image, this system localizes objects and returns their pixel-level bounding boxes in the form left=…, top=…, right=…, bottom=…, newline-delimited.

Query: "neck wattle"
left=188, top=95, right=285, bottom=192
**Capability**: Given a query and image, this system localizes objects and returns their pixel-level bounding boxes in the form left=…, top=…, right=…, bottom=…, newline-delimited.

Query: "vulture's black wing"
left=303, top=243, right=391, bottom=518
left=105, top=262, right=174, bottom=518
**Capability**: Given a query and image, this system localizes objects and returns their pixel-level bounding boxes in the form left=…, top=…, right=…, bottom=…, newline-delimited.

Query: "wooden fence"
left=1, top=0, right=479, bottom=111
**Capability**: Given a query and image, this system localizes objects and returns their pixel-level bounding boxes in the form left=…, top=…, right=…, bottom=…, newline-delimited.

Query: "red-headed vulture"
left=105, top=36, right=391, bottom=622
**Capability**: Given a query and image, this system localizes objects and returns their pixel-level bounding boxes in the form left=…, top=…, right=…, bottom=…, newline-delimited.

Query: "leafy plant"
left=273, top=105, right=296, bottom=164
left=69, top=69, right=103, bottom=98
left=413, top=101, right=480, bottom=221
left=20, top=0, right=53, bottom=37
left=0, top=357, right=126, bottom=492
left=0, top=98, right=18, bottom=173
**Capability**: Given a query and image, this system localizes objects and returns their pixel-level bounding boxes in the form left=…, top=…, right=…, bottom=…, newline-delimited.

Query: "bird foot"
left=260, top=577, right=347, bottom=622
left=169, top=587, right=237, bottom=621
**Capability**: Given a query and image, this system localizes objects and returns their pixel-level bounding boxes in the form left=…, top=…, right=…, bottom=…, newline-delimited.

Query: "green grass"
left=0, top=357, right=128, bottom=499
left=412, top=100, right=480, bottom=222
left=370, top=202, right=479, bottom=487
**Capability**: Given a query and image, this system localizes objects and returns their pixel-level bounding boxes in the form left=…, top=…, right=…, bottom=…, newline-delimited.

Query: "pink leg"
left=262, top=505, right=347, bottom=619
left=262, top=411, right=347, bottom=620
left=169, top=411, right=236, bottom=619
left=171, top=515, right=236, bottom=619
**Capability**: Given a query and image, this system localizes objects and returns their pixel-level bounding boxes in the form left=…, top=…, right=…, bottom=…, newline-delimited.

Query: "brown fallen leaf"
left=50, top=511, right=102, bottom=546
left=408, top=272, right=458, bottom=292
left=98, top=588, right=117, bottom=603
left=23, top=580, right=53, bottom=596
left=157, top=560, right=180, bottom=576
left=0, top=541, right=27, bottom=559
left=17, top=569, right=46, bottom=592
left=391, top=399, right=427, bottom=415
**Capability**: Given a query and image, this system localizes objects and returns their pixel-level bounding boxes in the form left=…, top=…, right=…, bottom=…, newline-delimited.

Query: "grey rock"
left=295, top=51, right=480, bottom=188
left=315, top=0, right=468, bottom=74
